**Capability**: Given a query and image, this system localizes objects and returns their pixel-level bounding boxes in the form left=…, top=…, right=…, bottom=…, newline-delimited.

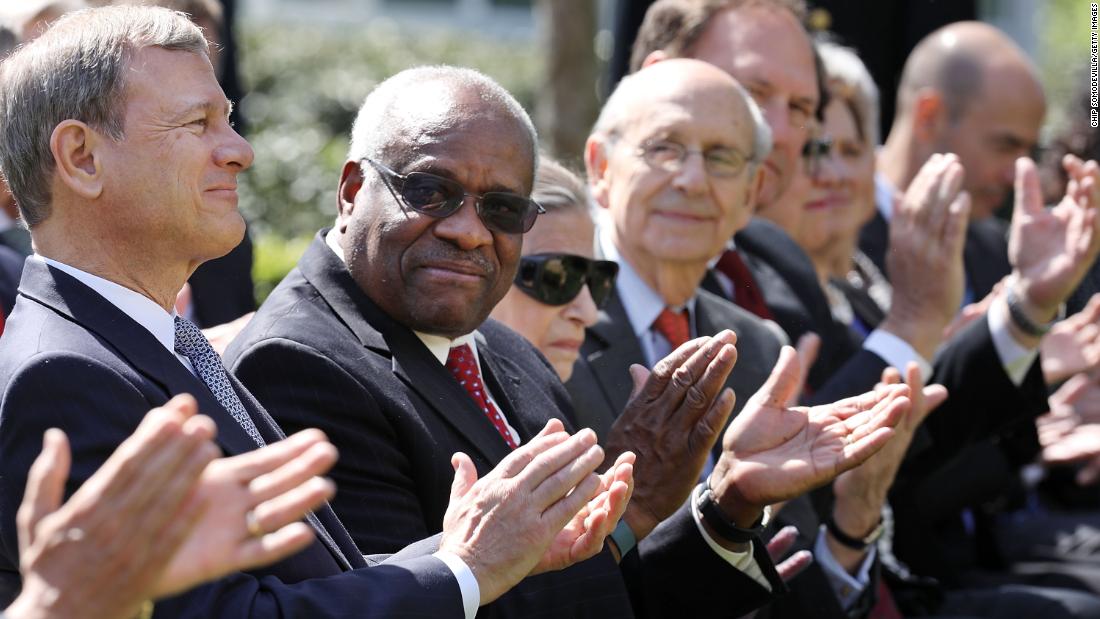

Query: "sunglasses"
left=514, top=253, right=619, bottom=308
left=364, top=157, right=545, bottom=234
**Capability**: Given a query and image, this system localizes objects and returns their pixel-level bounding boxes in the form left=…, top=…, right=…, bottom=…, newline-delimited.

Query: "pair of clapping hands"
left=7, top=395, right=634, bottom=619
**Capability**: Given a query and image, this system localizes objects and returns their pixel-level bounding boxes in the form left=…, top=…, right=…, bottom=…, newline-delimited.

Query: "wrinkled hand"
left=1038, top=373, right=1100, bottom=484
left=1042, top=294, right=1100, bottom=384
left=440, top=420, right=609, bottom=605
left=1010, top=156, right=1100, bottom=325
left=603, top=331, right=739, bottom=541
left=535, top=451, right=635, bottom=570
left=709, top=347, right=910, bottom=528
left=882, top=153, right=971, bottom=359
left=11, top=396, right=219, bottom=619
left=154, top=407, right=338, bottom=597
left=829, top=364, right=947, bottom=567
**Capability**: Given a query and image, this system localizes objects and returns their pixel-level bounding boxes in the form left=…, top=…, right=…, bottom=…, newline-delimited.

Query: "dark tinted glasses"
left=514, top=253, right=619, bottom=308
left=364, top=157, right=545, bottom=234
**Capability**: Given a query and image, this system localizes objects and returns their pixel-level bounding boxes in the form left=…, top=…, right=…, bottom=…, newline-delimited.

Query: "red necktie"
left=0, top=301, right=6, bottom=337
left=869, top=580, right=903, bottom=619
left=714, top=249, right=774, bottom=320
left=653, top=308, right=690, bottom=349
left=446, top=344, right=518, bottom=449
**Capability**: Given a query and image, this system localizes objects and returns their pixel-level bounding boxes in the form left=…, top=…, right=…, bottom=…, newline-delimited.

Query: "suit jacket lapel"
left=297, top=234, right=513, bottom=466
left=18, top=260, right=259, bottom=457
left=581, top=289, right=646, bottom=423
left=475, top=330, right=563, bottom=441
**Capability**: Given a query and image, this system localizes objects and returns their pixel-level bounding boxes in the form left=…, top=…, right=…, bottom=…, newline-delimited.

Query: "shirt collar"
left=875, top=171, right=900, bottom=222
left=597, top=216, right=696, bottom=337
left=34, top=254, right=177, bottom=354
left=324, top=229, right=482, bottom=368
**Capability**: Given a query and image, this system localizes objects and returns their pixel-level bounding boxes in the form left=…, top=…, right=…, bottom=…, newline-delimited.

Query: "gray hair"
left=592, top=67, right=772, bottom=167
left=817, top=41, right=880, bottom=147
left=347, top=65, right=538, bottom=180
left=533, top=156, right=592, bottom=218
left=0, top=5, right=208, bottom=226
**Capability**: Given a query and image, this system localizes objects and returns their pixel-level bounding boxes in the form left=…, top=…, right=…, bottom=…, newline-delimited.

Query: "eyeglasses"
left=801, top=136, right=833, bottom=178
left=363, top=157, right=545, bottom=234
left=634, top=139, right=751, bottom=178
left=513, top=253, right=619, bottom=308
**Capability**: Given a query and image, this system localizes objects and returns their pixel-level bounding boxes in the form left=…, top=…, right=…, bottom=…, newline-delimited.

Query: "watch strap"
left=695, top=485, right=767, bottom=544
left=609, top=518, right=637, bottom=557
left=825, top=515, right=883, bottom=551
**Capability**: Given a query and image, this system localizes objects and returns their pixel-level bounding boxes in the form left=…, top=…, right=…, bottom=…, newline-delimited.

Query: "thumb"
left=628, top=364, right=651, bottom=400
left=449, top=452, right=478, bottom=501
left=18, top=429, right=71, bottom=555
left=758, top=346, right=801, bottom=407
left=1014, top=157, right=1043, bottom=219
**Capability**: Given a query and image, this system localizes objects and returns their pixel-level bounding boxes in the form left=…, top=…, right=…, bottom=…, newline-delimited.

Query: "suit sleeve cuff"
left=813, top=525, right=876, bottom=610
left=689, top=484, right=772, bottom=591
left=433, top=550, right=480, bottom=619
left=863, top=328, right=932, bottom=382
left=988, top=297, right=1041, bottom=386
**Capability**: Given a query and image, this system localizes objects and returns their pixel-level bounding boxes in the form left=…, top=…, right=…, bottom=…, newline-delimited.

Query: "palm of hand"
left=1011, top=201, right=1084, bottom=307
left=721, top=399, right=866, bottom=507
left=154, top=460, right=251, bottom=596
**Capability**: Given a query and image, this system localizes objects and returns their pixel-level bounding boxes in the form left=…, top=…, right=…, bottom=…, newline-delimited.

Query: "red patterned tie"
left=446, top=344, right=518, bottom=449
left=869, top=580, right=903, bottom=619
left=653, top=308, right=690, bottom=349
left=714, top=249, right=775, bottom=320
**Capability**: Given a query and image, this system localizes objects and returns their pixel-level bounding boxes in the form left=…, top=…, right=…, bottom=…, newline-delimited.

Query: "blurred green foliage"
left=237, top=20, right=538, bottom=299
left=1037, top=0, right=1093, bottom=136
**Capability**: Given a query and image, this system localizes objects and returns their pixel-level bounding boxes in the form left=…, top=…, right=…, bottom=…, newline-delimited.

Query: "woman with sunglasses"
left=490, top=158, right=617, bottom=382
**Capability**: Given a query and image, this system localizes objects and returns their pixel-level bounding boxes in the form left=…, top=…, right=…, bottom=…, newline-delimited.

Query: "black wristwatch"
left=825, top=514, right=885, bottom=551
left=695, top=482, right=770, bottom=544
left=1006, top=286, right=1058, bottom=337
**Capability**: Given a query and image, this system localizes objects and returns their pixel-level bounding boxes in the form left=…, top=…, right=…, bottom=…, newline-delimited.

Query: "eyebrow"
left=168, top=99, right=234, bottom=123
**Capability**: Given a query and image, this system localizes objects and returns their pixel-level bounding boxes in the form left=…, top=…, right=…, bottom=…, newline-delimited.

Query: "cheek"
left=492, top=288, right=558, bottom=347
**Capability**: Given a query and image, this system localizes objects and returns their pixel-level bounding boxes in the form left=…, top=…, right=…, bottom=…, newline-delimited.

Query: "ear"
left=49, top=120, right=104, bottom=200
left=584, top=135, right=613, bottom=210
left=641, top=50, right=669, bottom=69
left=337, top=159, right=364, bottom=234
left=911, top=89, right=947, bottom=144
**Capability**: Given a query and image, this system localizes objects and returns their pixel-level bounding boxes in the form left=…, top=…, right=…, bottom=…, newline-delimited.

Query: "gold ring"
left=245, top=510, right=263, bottom=537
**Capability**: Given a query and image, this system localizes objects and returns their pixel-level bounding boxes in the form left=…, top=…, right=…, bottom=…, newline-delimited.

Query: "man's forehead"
left=619, top=95, right=751, bottom=143
left=691, top=6, right=817, bottom=100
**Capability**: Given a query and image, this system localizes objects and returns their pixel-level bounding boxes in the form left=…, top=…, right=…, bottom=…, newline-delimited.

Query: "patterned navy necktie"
left=173, top=315, right=265, bottom=447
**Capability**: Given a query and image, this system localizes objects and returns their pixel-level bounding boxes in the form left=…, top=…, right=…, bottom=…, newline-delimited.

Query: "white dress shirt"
left=39, top=251, right=481, bottom=619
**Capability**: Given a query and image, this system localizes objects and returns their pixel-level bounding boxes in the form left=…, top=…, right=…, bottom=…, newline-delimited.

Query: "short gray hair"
left=533, top=156, right=592, bottom=218
left=592, top=67, right=772, bottom=166
left=0, top=5, right=208, bottom=226
left=347, top=65, right=538, bottom=180
left=817, top=41, right=880, bottom=147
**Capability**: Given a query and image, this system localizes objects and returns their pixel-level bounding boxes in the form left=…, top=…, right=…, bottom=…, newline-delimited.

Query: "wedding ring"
left=245, top=510, right=263, bottom=537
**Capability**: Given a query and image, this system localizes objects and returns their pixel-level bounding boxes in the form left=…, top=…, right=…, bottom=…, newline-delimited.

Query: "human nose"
left=670, top=150, right=709, bottom=193
left=563, top=284, right=600, bottom=328
left=432, top=196, right=494, bottom=250
left=214, top=125, right=254, bottom=172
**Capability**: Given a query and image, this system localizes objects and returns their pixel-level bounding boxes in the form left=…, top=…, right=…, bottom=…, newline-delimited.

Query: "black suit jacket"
left=0, top=245, right=23, bottom=317
left=225, top=234, right=784, bottom=618
left=0, top=258, right=463, bottom=618
left=565, top=281, right=869, bottom=618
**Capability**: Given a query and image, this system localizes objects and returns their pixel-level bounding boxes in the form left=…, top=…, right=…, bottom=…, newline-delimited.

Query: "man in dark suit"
left=0, top=7, right=626, bottom=618
left=226, top=61, right=914, bottom=618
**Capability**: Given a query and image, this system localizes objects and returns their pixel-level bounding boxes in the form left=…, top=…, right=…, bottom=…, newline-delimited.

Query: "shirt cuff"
left=689, top=484, right=771, bottom=591
left=433, top=550, right=480, bottom=619
left=988, top=297, right=1040, bottom=386
left=814, top=525, right=876, bottom=610
left=863, top=329, right=932, bottom=382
